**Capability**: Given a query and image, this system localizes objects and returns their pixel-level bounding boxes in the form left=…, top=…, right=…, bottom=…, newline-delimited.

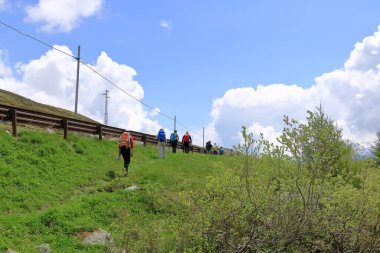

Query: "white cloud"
left=208, top=26, right=380, bottom=148
left=0, top=50, right=12, bottom=77
left=25, top=0, right=103, bottom=33
left=159, top=20, right=172, bottom=30
left=149, top=108, right=160, bottom=117
left=247, top=122, right=281, bottom=146
left=0, top=46, right=162, bottom=135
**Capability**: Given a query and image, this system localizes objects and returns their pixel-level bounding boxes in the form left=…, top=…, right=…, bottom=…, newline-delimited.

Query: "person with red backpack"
left=118, top=131, right=134, bottom=176
left=182, top=131, right=192, bottom=153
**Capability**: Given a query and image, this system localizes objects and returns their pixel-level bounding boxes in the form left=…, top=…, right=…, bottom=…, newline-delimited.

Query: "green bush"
left=177, top=106, right=380, bottom=252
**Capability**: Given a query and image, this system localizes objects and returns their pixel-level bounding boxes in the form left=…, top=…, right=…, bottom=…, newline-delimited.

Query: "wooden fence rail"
left=0, top=104, right=207, bottom=153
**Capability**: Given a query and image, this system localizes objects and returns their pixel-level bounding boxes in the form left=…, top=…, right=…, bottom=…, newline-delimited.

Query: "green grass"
left=0, top=88, right=96, bottom=122
left=0, top=127, right=227, bottom=252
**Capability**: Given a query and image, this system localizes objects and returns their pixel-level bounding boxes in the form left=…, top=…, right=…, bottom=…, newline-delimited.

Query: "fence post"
left=142, top=134, right=146, bottom=146
left=61, top=119, right=68, bottom=139
left=9, top=108, right=17, bottom=137
left=97, top=125, right=103, bottom=140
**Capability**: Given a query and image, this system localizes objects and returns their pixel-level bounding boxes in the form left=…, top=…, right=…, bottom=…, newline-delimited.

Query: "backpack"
left=158, top=130, right=166, bottom=142
left=183, top=134, right=190, bottom=143
left=170, top=133, right=176, bottom=143
left=119, top=132, right=130, bottom=148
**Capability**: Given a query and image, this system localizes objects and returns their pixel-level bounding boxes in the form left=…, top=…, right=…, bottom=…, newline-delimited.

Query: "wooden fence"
left=0, top=104, right=207, bottom=153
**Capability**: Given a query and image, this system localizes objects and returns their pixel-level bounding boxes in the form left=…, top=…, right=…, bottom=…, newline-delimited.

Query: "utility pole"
left=74, top=45, right=81, bottom=119
left=203, top=127, right=204, bottom=148
left=174, top=115, right=176, bottom=131
left=103, top=90, right=110, bottom=125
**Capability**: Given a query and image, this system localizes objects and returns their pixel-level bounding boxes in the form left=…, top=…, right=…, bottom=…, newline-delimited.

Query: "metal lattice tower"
left=102, top=90, right=110, bottom=125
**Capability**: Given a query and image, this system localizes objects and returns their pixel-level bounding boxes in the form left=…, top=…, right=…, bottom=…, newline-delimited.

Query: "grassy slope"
left=0, top=89, right=97, bottom=123
left=0, top=127, right=227, bottom=252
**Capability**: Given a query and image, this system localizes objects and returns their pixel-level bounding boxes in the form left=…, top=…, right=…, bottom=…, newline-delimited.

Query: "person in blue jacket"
left=156, top=128, right=166, bottom=158
left=169, top=130, right=179, bottom=153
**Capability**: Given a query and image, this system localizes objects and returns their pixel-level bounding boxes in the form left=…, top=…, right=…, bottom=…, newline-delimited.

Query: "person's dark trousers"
left=184, top=142, right=190, bottom=153
left=120, top=146, right=131, bottom=171
left=171, top=141, right=177, bottom=153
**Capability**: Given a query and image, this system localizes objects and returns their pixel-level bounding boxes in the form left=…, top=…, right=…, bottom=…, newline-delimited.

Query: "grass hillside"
left=1, top=106, right=379, bottom=252
left=0, top=126, right=228, bottom=252
left=0, top=89, right=97, bottom=123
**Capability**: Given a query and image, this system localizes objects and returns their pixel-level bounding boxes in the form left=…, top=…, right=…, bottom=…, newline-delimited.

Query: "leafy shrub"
left=178, top=106, right=380, bottom=252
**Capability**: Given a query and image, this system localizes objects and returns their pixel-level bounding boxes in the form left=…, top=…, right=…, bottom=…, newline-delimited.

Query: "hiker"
left=212, top=143, right=218, bottom=155
left=206, top=140, right=212, bottom=154
left=156, top=128, right=166, bottom=159
left=169, top=130, right=179, bottom=153
left=118, top=131, right=134, bottom=176
left=219, top=146, right=224, bottom=155
left=182, top=131, right=192, bottom=153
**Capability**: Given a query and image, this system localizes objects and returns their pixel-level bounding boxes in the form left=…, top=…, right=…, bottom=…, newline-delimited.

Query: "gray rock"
left=82, top=229, right=113, bottom=245
left=5, top=249, right=19, bottom=253
left=125, top=185, right=138, bottom=191
left=108, top=247, right=127, bottom=253
left=46, top=128, right=55, bottom=133
left=37, top=243, right=51, bottom=253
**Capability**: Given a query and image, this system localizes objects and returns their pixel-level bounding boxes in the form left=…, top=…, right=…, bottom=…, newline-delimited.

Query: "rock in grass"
left=125, top=185, right=138, bottom=191
left=37, top=243, right=51, bottom=253
left=5, top=249, right=19, bottom=253
left=82, top=229, right=113, bottom=245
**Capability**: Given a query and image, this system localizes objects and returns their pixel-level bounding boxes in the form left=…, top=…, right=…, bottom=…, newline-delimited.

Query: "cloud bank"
left=25, top=0, right=104, bottom=33
left=0, top=46, right=162, bottom=135
left=208, top=27, right=380, bottom=148
left=1, top=24, right=380, bottom=148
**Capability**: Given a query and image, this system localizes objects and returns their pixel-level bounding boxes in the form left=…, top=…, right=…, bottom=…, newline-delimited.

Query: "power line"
left=0, top=21, right=76, bottom=59
left=80, top=59, right=173, bottom=120
left=0, top=20, right=173, bottom=120
left=0, top=20, right=200, bottom=134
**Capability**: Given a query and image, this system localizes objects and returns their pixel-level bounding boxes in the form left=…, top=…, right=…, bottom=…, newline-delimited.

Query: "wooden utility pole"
left=102, top=90, right=110, bottom=125
left=74, top=45, right=81, bottom=119
left=203, top=127, right=204, bottom=148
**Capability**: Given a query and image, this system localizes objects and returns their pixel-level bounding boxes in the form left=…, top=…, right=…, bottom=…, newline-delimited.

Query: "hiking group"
left=117, top=129, right=222, bottom=176
left=206, top=140, right=224, bottom=155
left=155, top=129, right=193, bottom=158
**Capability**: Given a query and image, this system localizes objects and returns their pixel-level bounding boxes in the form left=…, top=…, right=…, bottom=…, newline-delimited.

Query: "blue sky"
left=1, top=0, right=380, bottom=148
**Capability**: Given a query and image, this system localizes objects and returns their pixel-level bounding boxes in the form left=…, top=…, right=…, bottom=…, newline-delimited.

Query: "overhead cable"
left=0, top=20, right=199, bottom=133
left=0, top=21, right=173, bottom=120
left=80, top=60, right=173, bottom=120
left=0, top=21, right=76, bottom=59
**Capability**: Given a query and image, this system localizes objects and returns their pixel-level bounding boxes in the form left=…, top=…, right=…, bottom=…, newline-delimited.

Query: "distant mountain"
left=351, top=142, right=374, bottom=160
left=357, top=146, right=374, bottom=159
left=0, top=89, right=98, bottom=123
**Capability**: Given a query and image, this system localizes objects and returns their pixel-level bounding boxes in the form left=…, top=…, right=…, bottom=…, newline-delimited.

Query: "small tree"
left=278, top=104, right=352, bottom=179
left=177, top=106, right=380, bottom=252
